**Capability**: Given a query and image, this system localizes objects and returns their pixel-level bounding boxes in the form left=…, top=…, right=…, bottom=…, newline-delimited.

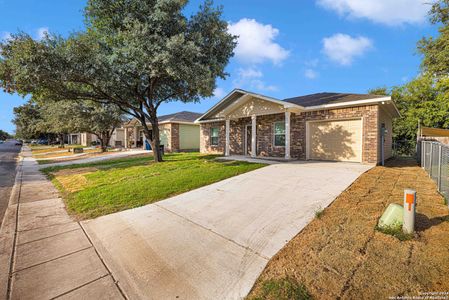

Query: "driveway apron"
left=82, top=161, right=372, bottom=299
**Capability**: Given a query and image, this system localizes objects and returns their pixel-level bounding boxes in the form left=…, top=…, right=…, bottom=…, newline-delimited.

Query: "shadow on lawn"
left=415, top=213, right=449, bottom=232
left=41, top=153, right=256, bottom=173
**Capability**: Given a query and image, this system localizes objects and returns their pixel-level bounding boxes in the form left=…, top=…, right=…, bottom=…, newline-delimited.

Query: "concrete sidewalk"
left=37, top=149, right=150, bottom=169
left=0, top=147, right=123, bottom=300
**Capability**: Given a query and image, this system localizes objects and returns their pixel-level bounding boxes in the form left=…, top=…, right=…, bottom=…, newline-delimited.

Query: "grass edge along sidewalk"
left=41, top=152, right=266, bottom=220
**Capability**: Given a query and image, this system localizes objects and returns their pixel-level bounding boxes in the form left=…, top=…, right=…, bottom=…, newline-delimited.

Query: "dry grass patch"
left=53, top=167, right=98, bottom=193
left=248, top=158, right=449, bottom=300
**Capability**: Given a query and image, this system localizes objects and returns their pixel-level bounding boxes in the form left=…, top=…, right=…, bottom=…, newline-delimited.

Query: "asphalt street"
left=0, top=140, right=20, bottom=227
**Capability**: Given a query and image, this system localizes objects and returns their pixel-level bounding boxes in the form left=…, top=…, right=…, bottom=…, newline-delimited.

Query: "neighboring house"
left=123, top=111, right=202, bottom=152
left=196, top=89, right=400, bottom=164
left=80, top=133, right=100, bottom=146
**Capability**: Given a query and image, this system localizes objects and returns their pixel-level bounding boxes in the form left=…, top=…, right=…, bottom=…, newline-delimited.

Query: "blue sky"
left=0, top=0, right=438, bottom=134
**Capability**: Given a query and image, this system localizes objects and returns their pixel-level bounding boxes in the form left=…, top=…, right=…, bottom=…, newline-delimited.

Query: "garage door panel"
left=308, top=119, right=362, bottom=162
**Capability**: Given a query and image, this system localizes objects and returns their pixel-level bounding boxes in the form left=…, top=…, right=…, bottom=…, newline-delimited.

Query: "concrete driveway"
left=81, top=161, right=372, bottom=300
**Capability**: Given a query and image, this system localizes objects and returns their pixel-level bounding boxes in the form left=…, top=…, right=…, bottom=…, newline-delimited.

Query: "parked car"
left=15, top=140, right=23, bottom=146
left=37, top=139, right=48, bottom=145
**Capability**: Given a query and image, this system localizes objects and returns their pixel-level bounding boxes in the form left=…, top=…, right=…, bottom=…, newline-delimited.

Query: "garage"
left=307, top=119, right=363, bottom=162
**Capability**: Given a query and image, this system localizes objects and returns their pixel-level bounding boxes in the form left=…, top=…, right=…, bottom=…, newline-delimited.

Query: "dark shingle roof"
left=283, top=92, right=385, bottom=107
left=158, top=111, right=203, bottom=123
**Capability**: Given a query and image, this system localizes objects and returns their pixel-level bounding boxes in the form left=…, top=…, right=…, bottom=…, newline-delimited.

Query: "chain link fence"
left=420, top=140, right=449, bottom=205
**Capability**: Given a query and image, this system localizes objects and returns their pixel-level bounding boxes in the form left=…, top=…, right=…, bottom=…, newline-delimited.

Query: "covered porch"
left=197, top=90, right=303, bottom=160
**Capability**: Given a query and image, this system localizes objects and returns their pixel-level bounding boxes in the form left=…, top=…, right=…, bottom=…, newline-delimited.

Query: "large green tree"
left=0, top=0, right=236, bottom=162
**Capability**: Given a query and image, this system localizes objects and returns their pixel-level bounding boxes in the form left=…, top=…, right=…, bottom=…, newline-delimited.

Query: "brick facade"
left=200, top=105, right=381, bottom=164
left=200, top=121, right=226, bottom=154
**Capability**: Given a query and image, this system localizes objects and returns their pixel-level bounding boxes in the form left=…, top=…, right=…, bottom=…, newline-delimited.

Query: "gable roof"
left=284, top=92, right=387, bottom=107
left=196, top=89, right=398, bottom=123
left=158, top=111, right=203, bottom=123
left=125, top=111, right=203, bottom=126
left=196, top=89, right=303, bottom=122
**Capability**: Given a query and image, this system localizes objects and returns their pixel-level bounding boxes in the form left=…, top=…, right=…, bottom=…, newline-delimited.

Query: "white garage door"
left=307, top=119, right=363, bottom=162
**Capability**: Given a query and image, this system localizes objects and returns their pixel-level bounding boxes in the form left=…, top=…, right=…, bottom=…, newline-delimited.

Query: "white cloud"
left=304, top=69, right=319, bottom=79
left=228, top=18, right=289, bottom=65
left=36, top=27, right=49, bottom=40
left=213, top=87, right=226, bottom=99
left=233, top=67, right=278, bottom=92
left=322, top=33, right=373, bottom=66
left=250, top=79, right=278, bottom=92
left=237, top=67, right=263, bottom=79
left=317, top=0, right=429, bottom=26
left=1, top=31, right=11, bottom=41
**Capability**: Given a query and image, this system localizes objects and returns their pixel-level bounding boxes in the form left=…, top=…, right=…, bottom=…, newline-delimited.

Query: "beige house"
left=196, top=89, right=400, bottom=164
left=123, top=111, right=202, bottom=152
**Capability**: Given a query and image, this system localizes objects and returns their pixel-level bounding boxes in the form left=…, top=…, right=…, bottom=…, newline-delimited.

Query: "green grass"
left=248, top=278, right=311, bottom=300
left=42, top=152, right=265, bottom=219
left=375, top=224, right=414, bottom=241
left=314, top=207, right=324, bottom=219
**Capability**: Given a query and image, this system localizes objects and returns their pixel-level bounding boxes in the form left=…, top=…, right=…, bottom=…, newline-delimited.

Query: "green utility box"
left=378, top=203, right=403, bottom=228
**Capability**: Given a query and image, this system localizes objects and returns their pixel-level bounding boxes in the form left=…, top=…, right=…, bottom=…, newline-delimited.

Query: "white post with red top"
left=403, top=189, right=417, bottom=234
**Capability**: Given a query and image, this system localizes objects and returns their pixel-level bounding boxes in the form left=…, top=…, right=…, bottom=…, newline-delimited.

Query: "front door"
left=245, top=125, right=252, bottom=156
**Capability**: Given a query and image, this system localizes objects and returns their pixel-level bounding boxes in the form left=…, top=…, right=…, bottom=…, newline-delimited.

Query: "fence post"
left=438, top=144, right=442, bottom=191
left=429, top=143, right=433, bottom=177
left=421, top=141, right=425, bottom=168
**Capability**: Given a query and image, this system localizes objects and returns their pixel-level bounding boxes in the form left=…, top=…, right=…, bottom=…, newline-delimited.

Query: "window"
left=274, top=122, right=285, bottom=147
left=210, top=127, right=219, bottom=146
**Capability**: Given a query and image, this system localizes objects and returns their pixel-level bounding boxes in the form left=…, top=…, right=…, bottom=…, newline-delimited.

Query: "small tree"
left=0, top=130, right=11, bottom=140
left=75, top=101, right=124, bottom=151
left=13, top=99, right=123, bottom=150
left=12, top=101, right=44, bottom=140
left=0, top=0, right=236, bottom=162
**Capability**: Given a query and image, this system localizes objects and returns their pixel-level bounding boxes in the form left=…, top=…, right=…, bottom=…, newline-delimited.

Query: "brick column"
left=251, top=115, right=256, bottom=158
left=124, top=127, right=128, bottom=149
left=285, top=111, right=291, bottom=159
left=225, top=119, right=230, bottom=156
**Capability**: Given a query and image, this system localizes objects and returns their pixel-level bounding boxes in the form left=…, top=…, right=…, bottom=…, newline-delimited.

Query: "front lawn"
left=42, top=153, right=265, bottom=219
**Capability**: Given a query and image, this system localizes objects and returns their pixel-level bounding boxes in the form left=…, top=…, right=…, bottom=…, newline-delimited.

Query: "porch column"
left=251, top=115, right=257, bottom=158
left=225, top=119, right=230, bottom=156
left=133, top=126, right=138, bottom=147
left=285, top=111, right=291, bottom=159
left=124, top=127, right=128, bottom=149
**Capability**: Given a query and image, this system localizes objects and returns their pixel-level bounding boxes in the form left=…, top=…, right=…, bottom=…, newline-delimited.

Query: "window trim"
left=210, top=127, right=219, bottom=146
left=273, top=121, right=286, bottom=147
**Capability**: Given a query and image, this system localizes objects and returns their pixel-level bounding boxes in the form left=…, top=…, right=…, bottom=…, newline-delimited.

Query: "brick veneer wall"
left=199, top=105, right=381, bottom=164
left=200, top=121, right=226, bottom=154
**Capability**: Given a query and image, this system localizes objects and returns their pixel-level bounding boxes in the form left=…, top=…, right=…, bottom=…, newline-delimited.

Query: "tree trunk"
left=141, top=117, right=162, bottom=162
left=100, top=131, right=112, bottom=152
left=59, top=133, right=65, bottom=148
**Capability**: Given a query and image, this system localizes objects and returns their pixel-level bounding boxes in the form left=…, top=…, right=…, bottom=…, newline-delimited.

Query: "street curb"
left=0, top=151, right=23, bottom=300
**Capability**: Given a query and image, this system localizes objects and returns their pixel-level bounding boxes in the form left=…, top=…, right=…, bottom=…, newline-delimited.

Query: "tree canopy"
left=13, top=99, right=124, bottom=149
left=0, top=0, right=236, bottom=162
left=0, top=130, right=11, bottom=140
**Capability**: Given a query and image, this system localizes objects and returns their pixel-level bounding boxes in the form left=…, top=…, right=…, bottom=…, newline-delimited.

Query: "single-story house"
left=123, top=111, right=202, bottom=152
left=196, top=89, right=400, bottom=164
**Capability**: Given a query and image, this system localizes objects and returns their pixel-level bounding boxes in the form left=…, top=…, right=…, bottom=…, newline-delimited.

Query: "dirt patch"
left=53, top=167, right=98, bottom=193
left=248, top=158, right=449, bottom=299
